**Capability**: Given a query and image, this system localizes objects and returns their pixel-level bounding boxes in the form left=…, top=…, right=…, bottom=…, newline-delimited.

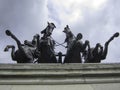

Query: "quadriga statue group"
left=4, top=22, right=119, bottom=63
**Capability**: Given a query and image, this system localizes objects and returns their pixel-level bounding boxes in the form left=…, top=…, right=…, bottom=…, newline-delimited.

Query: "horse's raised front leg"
left=4, top=45, right=16, bottom=61
left=5, top=30, right=22, bottom=49
left=101, top=32, right=119, bottom=59
left=4, top=45, right=15, bottom=52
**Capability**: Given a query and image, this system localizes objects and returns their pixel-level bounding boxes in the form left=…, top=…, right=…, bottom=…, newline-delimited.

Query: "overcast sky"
left=0, top=0, right=119, bottom=63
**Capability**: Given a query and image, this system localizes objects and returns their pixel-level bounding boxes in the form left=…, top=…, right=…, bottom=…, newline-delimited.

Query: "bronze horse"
left=63, top=25, right=75, bottom=48
left=4, top=30, right=40, bottom=63
left=63, top=25, right=88, bottom=63
left=84, top=32, right=119, bottom=63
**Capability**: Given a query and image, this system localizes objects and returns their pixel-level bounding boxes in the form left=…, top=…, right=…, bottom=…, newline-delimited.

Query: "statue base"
left=0, top=63, right=120, bottom=90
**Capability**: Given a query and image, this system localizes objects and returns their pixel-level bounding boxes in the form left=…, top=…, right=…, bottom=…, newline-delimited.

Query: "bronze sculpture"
left=4, top=22, right=119, bottom=63
left=63, top=25, right=75, bottom=48
left=84, top=32, right=119, bottom=63
left=37, top=22, right=57, bottom=63
left=4, top=30, right=39, bottom=63
left=63, top=26, right=88, bottom=63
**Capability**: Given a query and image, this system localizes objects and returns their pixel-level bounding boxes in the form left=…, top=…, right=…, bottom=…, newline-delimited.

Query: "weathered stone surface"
left=0, top=84, right=120, bottom=90
left=0, top=63, right=120, bottom=85
left=0, top=63, right=120, bottom=90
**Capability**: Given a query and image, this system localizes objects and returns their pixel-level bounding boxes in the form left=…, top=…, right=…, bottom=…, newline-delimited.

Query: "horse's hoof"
left=5, top=30, right=11, bottom=36
left=4, top=47, right=8, bottom=52
left=114, top=32, right=119, bottom=37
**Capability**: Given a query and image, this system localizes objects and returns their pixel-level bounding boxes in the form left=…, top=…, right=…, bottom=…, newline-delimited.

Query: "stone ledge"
left=0, top=63, right=120, bottom=85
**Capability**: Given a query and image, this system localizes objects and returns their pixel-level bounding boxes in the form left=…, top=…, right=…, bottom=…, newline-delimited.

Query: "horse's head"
left=63, top=25, right=70, bottom=34
left=41, top=22, right=56, bottom=37
left=47, top=22, right=56, bottom=29
left=63, top=25, right=75, bottom=46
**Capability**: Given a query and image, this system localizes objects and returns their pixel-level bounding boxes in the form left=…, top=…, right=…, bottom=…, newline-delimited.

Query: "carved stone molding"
left=0, top=63, right=120, bottom=85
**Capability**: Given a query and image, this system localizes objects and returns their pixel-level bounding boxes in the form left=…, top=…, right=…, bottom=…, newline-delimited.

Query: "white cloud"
left=48, top=0, right=108, bottom=25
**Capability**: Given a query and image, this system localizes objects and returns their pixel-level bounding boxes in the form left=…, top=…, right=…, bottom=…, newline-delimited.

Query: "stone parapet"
left=0, top=63, right=120, bottom=85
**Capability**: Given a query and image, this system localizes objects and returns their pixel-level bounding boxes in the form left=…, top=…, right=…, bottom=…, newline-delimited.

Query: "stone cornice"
left=0, top=63, right=120, bottom=85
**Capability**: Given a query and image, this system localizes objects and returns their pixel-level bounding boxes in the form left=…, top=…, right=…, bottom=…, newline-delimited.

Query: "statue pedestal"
left=0, top=63, right=120, bottom=90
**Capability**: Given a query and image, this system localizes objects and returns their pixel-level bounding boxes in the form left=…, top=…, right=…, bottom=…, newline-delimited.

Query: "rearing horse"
left=37, top=22, right=57, bottom=63
left=63, top=25, right=75, bottom=48
left=84, top=32, right=119, bottom=63
left=63, top=25, right=88, bottom=63
left=4, top=30, right=40, bottom=63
